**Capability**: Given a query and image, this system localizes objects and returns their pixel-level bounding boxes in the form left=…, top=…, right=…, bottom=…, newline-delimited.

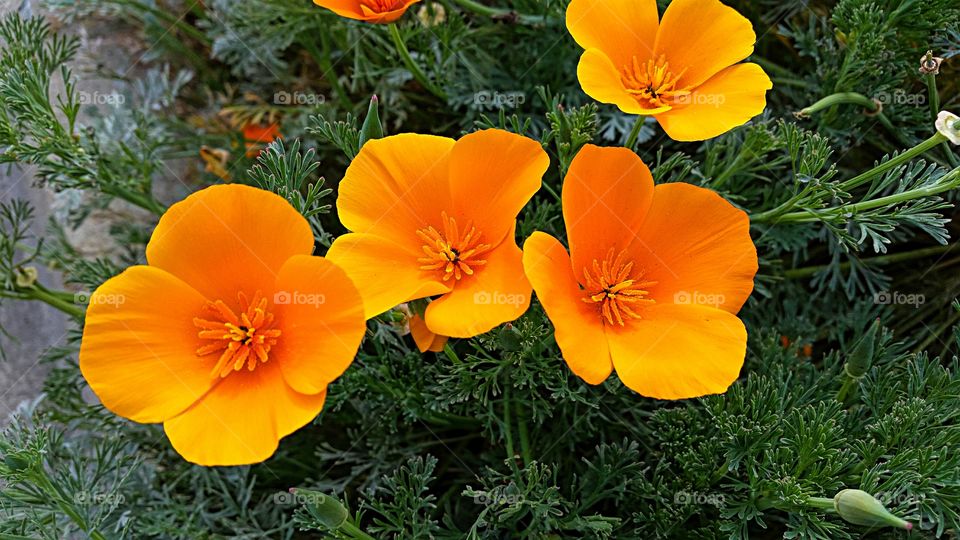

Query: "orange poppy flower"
left=326, top=129, right=549, bottom=338
left=522, top=145, right=757, bottom=399
left=79, top=184, right=365, bottom=466
left=566, top=0, right=772, bottom=141
left=243, top=122, right=282, bottom=158
left=312, top=0, right=421, bottom=23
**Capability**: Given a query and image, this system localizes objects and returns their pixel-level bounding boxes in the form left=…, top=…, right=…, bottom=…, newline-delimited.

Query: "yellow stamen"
left=620, top=54, right=691, bottom=108
left=580, top=248, right=656, bottom=326
left=193, top=290, right=281, bottom=378
left=359, top=0, right=403, bottom=13
left=416, top=211, right=492, bottom=282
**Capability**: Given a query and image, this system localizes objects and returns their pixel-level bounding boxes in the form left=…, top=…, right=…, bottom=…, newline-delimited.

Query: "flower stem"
left=796, top=92, right=907, bottom=146
left=502, top=382, right=516, bottom=464
left=751, top=133, right=948, bottom=223
left=515, top=399, right=532, bottom=467
left=387, top=23, right=447, bottom=100
left=338, top=519, right=376, bottom=540
left=17, top=285, right=85, bottom=319
left=625, top=116, right=645, bottom=150
left=925, top=73, right=959, bottom=168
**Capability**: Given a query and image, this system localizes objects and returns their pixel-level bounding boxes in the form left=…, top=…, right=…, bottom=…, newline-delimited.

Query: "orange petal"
left=629, top=183, right=757, bottom=314
left=424, top=235, right=531, bottom=338
left=606, top=303, right=747, bottom=399
left=562, top=145, right=655, bottom=277
left=163, top=361, right=327, bottom=466
left=655, top=63, right=772, bottom=141
left=79, top=266, right=214, bottom=423
left=409, top=314, right=447, bottom=352
left=146, top=184, right=314, bottom=304
left=270, top=255, right=366, bottom=395
left=325, top=232, right=451, bottom=319
left=313, top=0, right=420, bottom=23
left=566, top=0, right=659, bottom=68
left=447, top=129, right=548, bottom=244
left=336, top=133, right=454, bottom=244
left=653, top=0, right=757, bottom=89
left=522, top=232, right=612, bottom=384
left=576, top=49, right=671, bottom=116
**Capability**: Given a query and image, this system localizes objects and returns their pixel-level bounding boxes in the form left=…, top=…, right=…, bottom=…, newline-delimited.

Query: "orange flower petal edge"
left=566, top=0, right=772, bottom=141
left=522, top=145, right=757, bottom=399
left=327, top=128, right=549, bottom=338
left=312, top=0, right=422, bottom=23
left=80, top=184, right=366, bottom=466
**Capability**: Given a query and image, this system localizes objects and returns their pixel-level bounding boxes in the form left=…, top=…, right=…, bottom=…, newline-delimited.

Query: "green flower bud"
left=290, top=488, right=347, bottom=529
left=4, top=453, right=30, bottom=472
left=844, top=318, right=879, bottom=378
left=498, top=323, right=523, bottom=352
left=833, top=489, right=912, bottom=530
left=359, top=95, right=383, bottom=149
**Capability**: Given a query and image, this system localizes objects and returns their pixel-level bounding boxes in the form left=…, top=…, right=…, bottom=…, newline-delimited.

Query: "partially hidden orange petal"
left=146, top=184, right=314, bottom=304
left=410, top=314, right=447, bottom=352
left=272, top=255, right=366, bottom=395
left=325, top=232, right=451, bottom=319
left=447, top=129, right=549, bottom=244
left=653, top=0, right=757, bottom=89
left=522, top=232, right=612, bottom=385
left=566, top=0, right=659, bottom=68
left=629, top=183, right=757, bottom=314
left=424, top=235, right=531, bottom=339
left=606, top=303, right=746, bottom=400
left=655, top=63, right=771, bottom=141
left=79, top=266, right=215, bottom=424
left=562, top=144, right=655, bottom=277
left=163, top=360, right=327, bottom=466
left=336, top=133, right=454, bottom=243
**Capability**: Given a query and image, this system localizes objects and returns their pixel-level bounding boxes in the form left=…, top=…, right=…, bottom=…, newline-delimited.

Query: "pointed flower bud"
left=359, top=95, right=383, bottom=149
left=834, top=489, right=913, bottom=530
left=498, top=323, right=523, bottom=352
left=289, top=488, right=348, bottom=529
left=936, top=111, right=960, bottom=145
left=844, top=318, right=879, bottom=378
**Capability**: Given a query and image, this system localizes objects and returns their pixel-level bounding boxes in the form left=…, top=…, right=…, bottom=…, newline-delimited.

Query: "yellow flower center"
left=194, top=291, right=281, bottom=378
left=360, top=0, right=403, bottom=13
left=620, top=55, right=691, bottom=109
left=581, top=248, right=656, bottom=326
left=416, top=211, right=492, bottom=282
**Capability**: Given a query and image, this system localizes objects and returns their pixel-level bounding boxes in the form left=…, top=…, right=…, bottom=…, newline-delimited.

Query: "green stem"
left=21, top=286, right=84, bottom=319
left=624, top=116, right=645, bottom=150
left=796, top=92, right=879, bottom=118
left=447, top=0, right=550, bottom=24
left=110, top=186, right=166, bottom=216
left=503, top=383, right=516, bottom=463
left=515, top=399, right=532, bottom=467
left=338, top=519, right=376, bottom=540
left=774, top=166, right=960, bottom=223
left=926, top=72, right=960, bottom=168
left=784, top=245, right=951, bottom=279
left=836, top=376, right=856, bottom=403
left=807, top=497, right=837, bottom=511
left=387, top=23, right=447, bottom=100
left=751, top=133, right=948, bottom=223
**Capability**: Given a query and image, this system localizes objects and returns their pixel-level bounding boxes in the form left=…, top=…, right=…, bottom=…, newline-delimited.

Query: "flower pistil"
left=620, top=55, right=691, bottom=109
left=417, top=211, right=492, bottom=282
left=581, top=248, right=656, bottom=326
left=194, top=291, right=281, bottom=378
